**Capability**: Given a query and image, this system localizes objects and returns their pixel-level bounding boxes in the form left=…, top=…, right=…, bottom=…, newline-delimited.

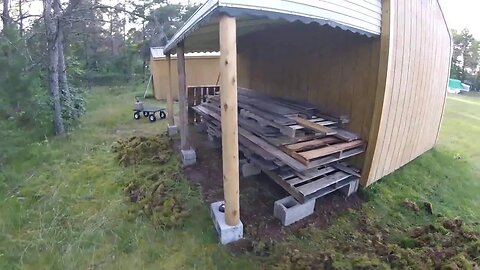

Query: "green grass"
left=0, top=84, right=252, bottom=269
left=0, top=86, right=479, bottom=269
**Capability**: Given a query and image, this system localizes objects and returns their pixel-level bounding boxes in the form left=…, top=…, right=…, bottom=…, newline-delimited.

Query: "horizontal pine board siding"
left=364, top=0, right=451, bottom=186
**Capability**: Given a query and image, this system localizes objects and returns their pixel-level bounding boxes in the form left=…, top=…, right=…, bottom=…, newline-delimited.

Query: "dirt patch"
left=181, top=130, right=363, bottom=250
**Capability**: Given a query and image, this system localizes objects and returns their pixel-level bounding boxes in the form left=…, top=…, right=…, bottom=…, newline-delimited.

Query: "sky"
left=4, top=0, right=480, bottom=39
left=438, top=0, right=480, bottom=38
left=160, top=0, right=480, bottom=39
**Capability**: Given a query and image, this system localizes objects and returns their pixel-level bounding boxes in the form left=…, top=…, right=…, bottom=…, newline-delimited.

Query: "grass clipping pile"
left=112, top=134, right=193, bottom=228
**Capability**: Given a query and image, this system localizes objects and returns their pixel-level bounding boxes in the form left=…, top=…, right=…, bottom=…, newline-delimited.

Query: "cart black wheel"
left=149, top=114, right=157, bottom=122
left=134, top=112, right=141, bottom=120
left=143, top=111, right=149, bottom=117
left=159, top=111, right=166, bottom=119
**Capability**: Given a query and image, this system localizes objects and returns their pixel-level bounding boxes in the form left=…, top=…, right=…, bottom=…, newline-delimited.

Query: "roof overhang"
left=150, top=47, right=220, bottom=60
left=164, top=0, right=382, bottom=54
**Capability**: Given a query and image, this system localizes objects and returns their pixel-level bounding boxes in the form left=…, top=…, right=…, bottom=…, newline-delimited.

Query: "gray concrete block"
left=194, top=122, right=207, bottom=133
left=274, top=196, right=315, bottom=226
left=210, top=201, right=243, bottom=245
left=167, top=125, right=178, bottom=136
left=339, top=178, right=360, bottom=197
left=208, top=134, right=221, bottom=149
left=181, top=148, right=196, bottom=166
left=241, top=162, right=261, bottom=178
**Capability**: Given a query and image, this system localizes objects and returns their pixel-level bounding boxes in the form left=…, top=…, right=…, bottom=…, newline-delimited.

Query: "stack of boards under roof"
left=193, top=88, right=364, bottom=203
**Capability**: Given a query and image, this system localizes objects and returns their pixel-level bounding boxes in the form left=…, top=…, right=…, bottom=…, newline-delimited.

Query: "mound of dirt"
left=112, top=134, right=172, bottom=166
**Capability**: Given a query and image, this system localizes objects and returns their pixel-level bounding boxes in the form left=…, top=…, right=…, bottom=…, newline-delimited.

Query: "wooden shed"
left=161, top=0, right=451, bottom=230
left=149, top=47, right=220, bottom=100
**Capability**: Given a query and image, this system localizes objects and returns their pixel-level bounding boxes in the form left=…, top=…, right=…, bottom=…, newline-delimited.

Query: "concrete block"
left=208, top=134, right=221, bottom=149
left=274, top=196, right=315, bottom=226
left=241, top=162, right=261, bottom=178
left=210, top=201, right=243, bottom=245
left=339, top=178, right=360, bottom=198
left=181, top=148, right=196, bottom=166
left=195, top=122, right=207, bottom=133
left=167, top=125, right=178, bottom=136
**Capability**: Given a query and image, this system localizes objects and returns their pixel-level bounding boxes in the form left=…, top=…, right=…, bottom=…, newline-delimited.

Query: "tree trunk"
left=58, top=27, right=73, bottom=117
left=18, top=0, right=23, bottom=36
left=44, top=0, right=65, bottom=135
left=2, top=0, right=10, bottom=34
left=54, top=0, right=73, bottom=118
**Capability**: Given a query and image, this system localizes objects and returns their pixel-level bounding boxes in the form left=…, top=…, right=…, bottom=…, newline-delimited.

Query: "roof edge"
left=164, top=0, right=219, bottom=54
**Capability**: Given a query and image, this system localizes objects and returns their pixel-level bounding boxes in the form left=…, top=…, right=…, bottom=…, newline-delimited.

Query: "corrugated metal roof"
left=164, top=0, right=382, bottom=54
left=151, top=47, right=220, bottom=60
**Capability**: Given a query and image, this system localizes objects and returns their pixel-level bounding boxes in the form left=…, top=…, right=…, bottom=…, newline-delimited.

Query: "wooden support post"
left=187, top=86, right=195, bottom=124
left=195, top=87, right=202, bottom=123
left=219, top=15, right=240, bottom=226
left=166, top=54, right=175, bottom=127
left=177, top=43, right=190, bottom=150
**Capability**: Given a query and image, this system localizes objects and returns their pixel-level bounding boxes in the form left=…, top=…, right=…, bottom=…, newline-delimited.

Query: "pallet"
left=282, top=136, right=365, bottom=165
left=264, top=164, right=359, bottom=203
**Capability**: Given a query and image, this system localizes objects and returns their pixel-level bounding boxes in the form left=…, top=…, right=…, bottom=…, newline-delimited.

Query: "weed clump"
left=113, top=134, right=193, bottom=228
left=112, top=134, right=172, bottom=166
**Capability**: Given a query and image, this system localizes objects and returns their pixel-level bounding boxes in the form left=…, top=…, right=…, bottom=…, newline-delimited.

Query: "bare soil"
left=180, top=129, right=363, bottom=250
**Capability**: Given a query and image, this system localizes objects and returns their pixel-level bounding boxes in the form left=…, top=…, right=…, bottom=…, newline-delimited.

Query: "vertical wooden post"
left=219, top=15, right=240, bottom=226
left=195, top=87, right=202, bottom=123
left=187, top=86, right=195, bottom=124
left=166, top=54, right=175, bottom=127
left=177, top=43, right=190, bottom=150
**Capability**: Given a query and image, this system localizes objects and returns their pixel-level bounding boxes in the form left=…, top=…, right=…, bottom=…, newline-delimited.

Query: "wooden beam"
left=177, top=43, right=190, bottom=150
left=361, top=0, right=392, bottom=187
left=292, top=116, right=337, bottom=135
left=219, top=15, right=240, bottom=226
left=166, top=54, right=175, bottom=126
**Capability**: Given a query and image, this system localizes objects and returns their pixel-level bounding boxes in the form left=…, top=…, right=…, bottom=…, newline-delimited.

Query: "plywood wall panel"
left=150, top=57, right=220, bottom=100
left=364, top=0, right=451, bottom=186
left=238, top=23, right=381, bottom=150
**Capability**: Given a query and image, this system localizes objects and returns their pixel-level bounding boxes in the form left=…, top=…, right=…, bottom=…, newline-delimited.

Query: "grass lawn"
left=0, top=86, right=479, bottom=269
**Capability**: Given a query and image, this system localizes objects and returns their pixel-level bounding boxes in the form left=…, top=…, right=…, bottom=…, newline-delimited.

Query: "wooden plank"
left=284, top=136, right=340, bottom=152
left=292, top=116, right=337, bottom=135
left=334, top=129, right=361, bottom=142
left=287, top=167, right=336, bottom=186
left=297, top=171, right=350, bottom=196
left=240, top=109, right=297, bottom=137
left=332, top=163, right=361, bottom=177
left=263, top=169, right=305, bottom=203
left=299, top=140, right=363, bottom=161
left=239, top=127, right=307, bottom=172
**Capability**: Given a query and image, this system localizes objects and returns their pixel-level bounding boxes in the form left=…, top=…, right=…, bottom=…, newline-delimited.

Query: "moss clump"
left=271, top=218, right=480, bottom=270
left=114, top=134, right=192, bottom=228
left=112, top=134, right=172, bottom=166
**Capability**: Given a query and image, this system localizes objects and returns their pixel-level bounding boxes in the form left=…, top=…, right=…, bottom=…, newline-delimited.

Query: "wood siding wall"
left=237, top=23, right=380, bottom=168
left=363, top=0, right=451, bottom=186
left=150, top=57, right=220, bottom=100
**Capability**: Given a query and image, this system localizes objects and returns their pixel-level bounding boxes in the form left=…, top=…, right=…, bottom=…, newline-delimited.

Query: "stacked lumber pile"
left=193, top=88, right=364, bottom=202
